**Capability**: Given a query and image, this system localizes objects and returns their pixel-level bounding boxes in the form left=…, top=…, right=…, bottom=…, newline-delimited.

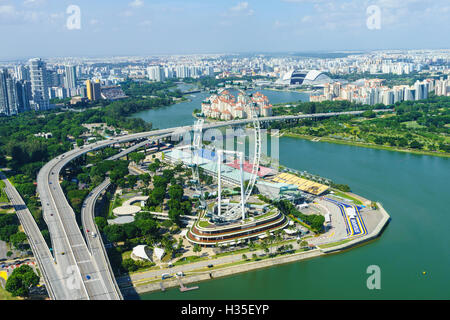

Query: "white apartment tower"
left=29, top=58, right=50, bottom=110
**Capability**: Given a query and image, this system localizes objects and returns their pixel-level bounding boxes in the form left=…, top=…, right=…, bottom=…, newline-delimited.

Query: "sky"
left=0, top=0, right=449, bottom=59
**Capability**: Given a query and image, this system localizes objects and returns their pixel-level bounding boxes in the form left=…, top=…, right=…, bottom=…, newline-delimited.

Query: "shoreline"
left=282, top=132, right=450, bottom=158
left=120, top=202, right=391, bottom=298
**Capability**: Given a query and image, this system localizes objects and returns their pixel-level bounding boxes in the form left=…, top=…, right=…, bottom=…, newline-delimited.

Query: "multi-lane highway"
left=34, top=109, right=392, bottom=299
left=0, top=172, right=70, bottom=299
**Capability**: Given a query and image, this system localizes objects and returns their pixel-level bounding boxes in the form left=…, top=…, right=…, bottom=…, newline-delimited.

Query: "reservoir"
left=130, top=89, right=310, bottom=130
left=132, top=90, right=450, bottom=300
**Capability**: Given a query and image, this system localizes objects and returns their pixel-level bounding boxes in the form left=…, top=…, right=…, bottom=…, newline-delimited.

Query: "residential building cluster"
left=310, top=76, right=450, bottom=106
left=1, top=49, right=449, bottom=116
left=201, top=90, right=273, bottom=120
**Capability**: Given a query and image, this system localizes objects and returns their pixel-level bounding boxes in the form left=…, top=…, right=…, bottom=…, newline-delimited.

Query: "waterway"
left=132, top=91, right=450, bottom=300
left=130, top=89, right=310, bottom=130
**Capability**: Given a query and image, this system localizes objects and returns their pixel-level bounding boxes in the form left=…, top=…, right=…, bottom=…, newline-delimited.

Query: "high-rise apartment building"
left=147, top=66, right=165, bottom=82
left=0, top=69, right=8, bottom=115
left=64, top=65, right=77, bottom=90
left=29, top=58, right=50, bottom=110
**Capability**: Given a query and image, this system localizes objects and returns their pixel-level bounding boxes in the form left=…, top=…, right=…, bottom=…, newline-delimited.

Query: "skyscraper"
left=86, top=79, right=93, bottom=101
left=15, top=80, right=31, bottom=113
left=29, top=58, right=50, bottom=110
left=64, top=65, right=77, bottom=90
left=93, top=80, right=102, bottom=100
left=86, top=79, right=101, bottom=101
left=0, top=69, right=9, bottom=115
left=6, top=77, right=18, bottom=115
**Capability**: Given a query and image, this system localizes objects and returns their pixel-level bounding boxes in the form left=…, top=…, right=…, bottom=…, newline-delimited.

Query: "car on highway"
left=207, top=264, right=214, bottom=268
left=176, top=271, right=184, bottom=277
left=61, top=252, right=65, bottom=255
left=86, top=275, right=91, bottom=280
left=161, top=273, right=170, bottom=280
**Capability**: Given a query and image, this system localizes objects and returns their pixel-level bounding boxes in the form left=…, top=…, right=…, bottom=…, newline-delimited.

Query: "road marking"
left=78, top=260, right=92, bottom=264
left=84, top=278, right=101, bottom=283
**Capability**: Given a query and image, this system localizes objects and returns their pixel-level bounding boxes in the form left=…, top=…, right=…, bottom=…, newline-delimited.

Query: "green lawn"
left=0, top=286, right=20, bottom=300
left=318, top=239, right=352, bottom=249
left=401, top=121, right=426, bottom=129
left=330, top=190, right=363, bottom=205
left=197, top=220, right=211, bottom=228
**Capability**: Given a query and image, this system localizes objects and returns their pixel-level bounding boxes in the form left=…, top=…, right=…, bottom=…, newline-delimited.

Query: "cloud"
left=23, top=0, right=47, bottom=7
left=0, top=5, right=15, bottom=16
left=226, top=1, right=254, bottom=16
left=129, top=0, right=144, bottom=8
left=231, top=2, right=248, bottom=12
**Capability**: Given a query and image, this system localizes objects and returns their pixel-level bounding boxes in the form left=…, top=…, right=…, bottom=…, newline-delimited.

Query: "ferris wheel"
left=211, top=89, right=262, bottom=222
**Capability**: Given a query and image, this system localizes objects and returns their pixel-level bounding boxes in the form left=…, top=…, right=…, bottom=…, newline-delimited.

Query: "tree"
left=168, top=184, right=184, bottom=202
left=193, top=243, right=202, bottom=256
left=242, top=254, right=248, bottom=261
left=151, top=186, right=166, bottom=205
left=0, top=224, right=19, bottom=242
left=123, top=223, right=139, bottom=239
left=121, top=258, right=138, bottom=272
left=409, top=140, right=423, bottom=149
left=148, top=162, right=160, bottom=172
left=94, top=216, right=107, bottom=231
left=139, top=173, right=151, bottom=184
left=41, top=229, right=50, bottom=246
left=5, top=264, right=39, bottom=297
left=129, top=152, right=145, bottom=164
left=76, top=139, right=84, bottom=147
left=103, top=224, right=125, bottom=243
left=10, top=232, right=27, bottom=250
left=136, top=218, right=158, bottom=236
left=300, top=241, right=308, bottom=248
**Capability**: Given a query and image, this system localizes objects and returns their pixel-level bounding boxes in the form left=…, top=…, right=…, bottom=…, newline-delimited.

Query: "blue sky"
left=0, top=0, right=449, bottom=59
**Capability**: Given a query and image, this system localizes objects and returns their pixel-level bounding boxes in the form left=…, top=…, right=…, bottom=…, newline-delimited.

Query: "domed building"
left=277, top=70, right=332, bottom=86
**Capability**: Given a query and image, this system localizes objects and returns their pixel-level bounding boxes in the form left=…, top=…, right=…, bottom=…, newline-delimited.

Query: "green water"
left=133, top=92, right=450, bottom=300
left=130, top=89, right=310, bottom=130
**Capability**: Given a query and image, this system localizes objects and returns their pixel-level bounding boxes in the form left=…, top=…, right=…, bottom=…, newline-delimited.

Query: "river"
left=131, top=90, right=450, bottom=300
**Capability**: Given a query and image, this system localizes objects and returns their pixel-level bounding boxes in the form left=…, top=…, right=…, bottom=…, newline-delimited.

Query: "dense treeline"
left=270, top=95, right=450, bottom=154
left=272, top=99, right=388, bottom=117
left=120, top=80, right=183, bottom=98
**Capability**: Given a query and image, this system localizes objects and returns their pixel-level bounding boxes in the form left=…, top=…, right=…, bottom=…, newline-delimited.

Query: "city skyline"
left=0, top=0, right=449, bottom=60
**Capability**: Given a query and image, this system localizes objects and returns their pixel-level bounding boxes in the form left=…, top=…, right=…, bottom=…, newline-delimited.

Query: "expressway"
left=35, top=108, right=392, bottom=300
left=0, top=172, right=71, bottom=299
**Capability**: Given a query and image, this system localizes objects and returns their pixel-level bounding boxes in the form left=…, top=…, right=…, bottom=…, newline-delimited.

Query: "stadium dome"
left=277, top=70, right=332, bottom=86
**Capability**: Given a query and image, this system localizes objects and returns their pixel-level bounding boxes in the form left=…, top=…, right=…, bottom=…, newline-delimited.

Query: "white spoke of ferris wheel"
left=239, top=152, right=245, bottom=221
left=217, top=150, right=222, bottom=217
